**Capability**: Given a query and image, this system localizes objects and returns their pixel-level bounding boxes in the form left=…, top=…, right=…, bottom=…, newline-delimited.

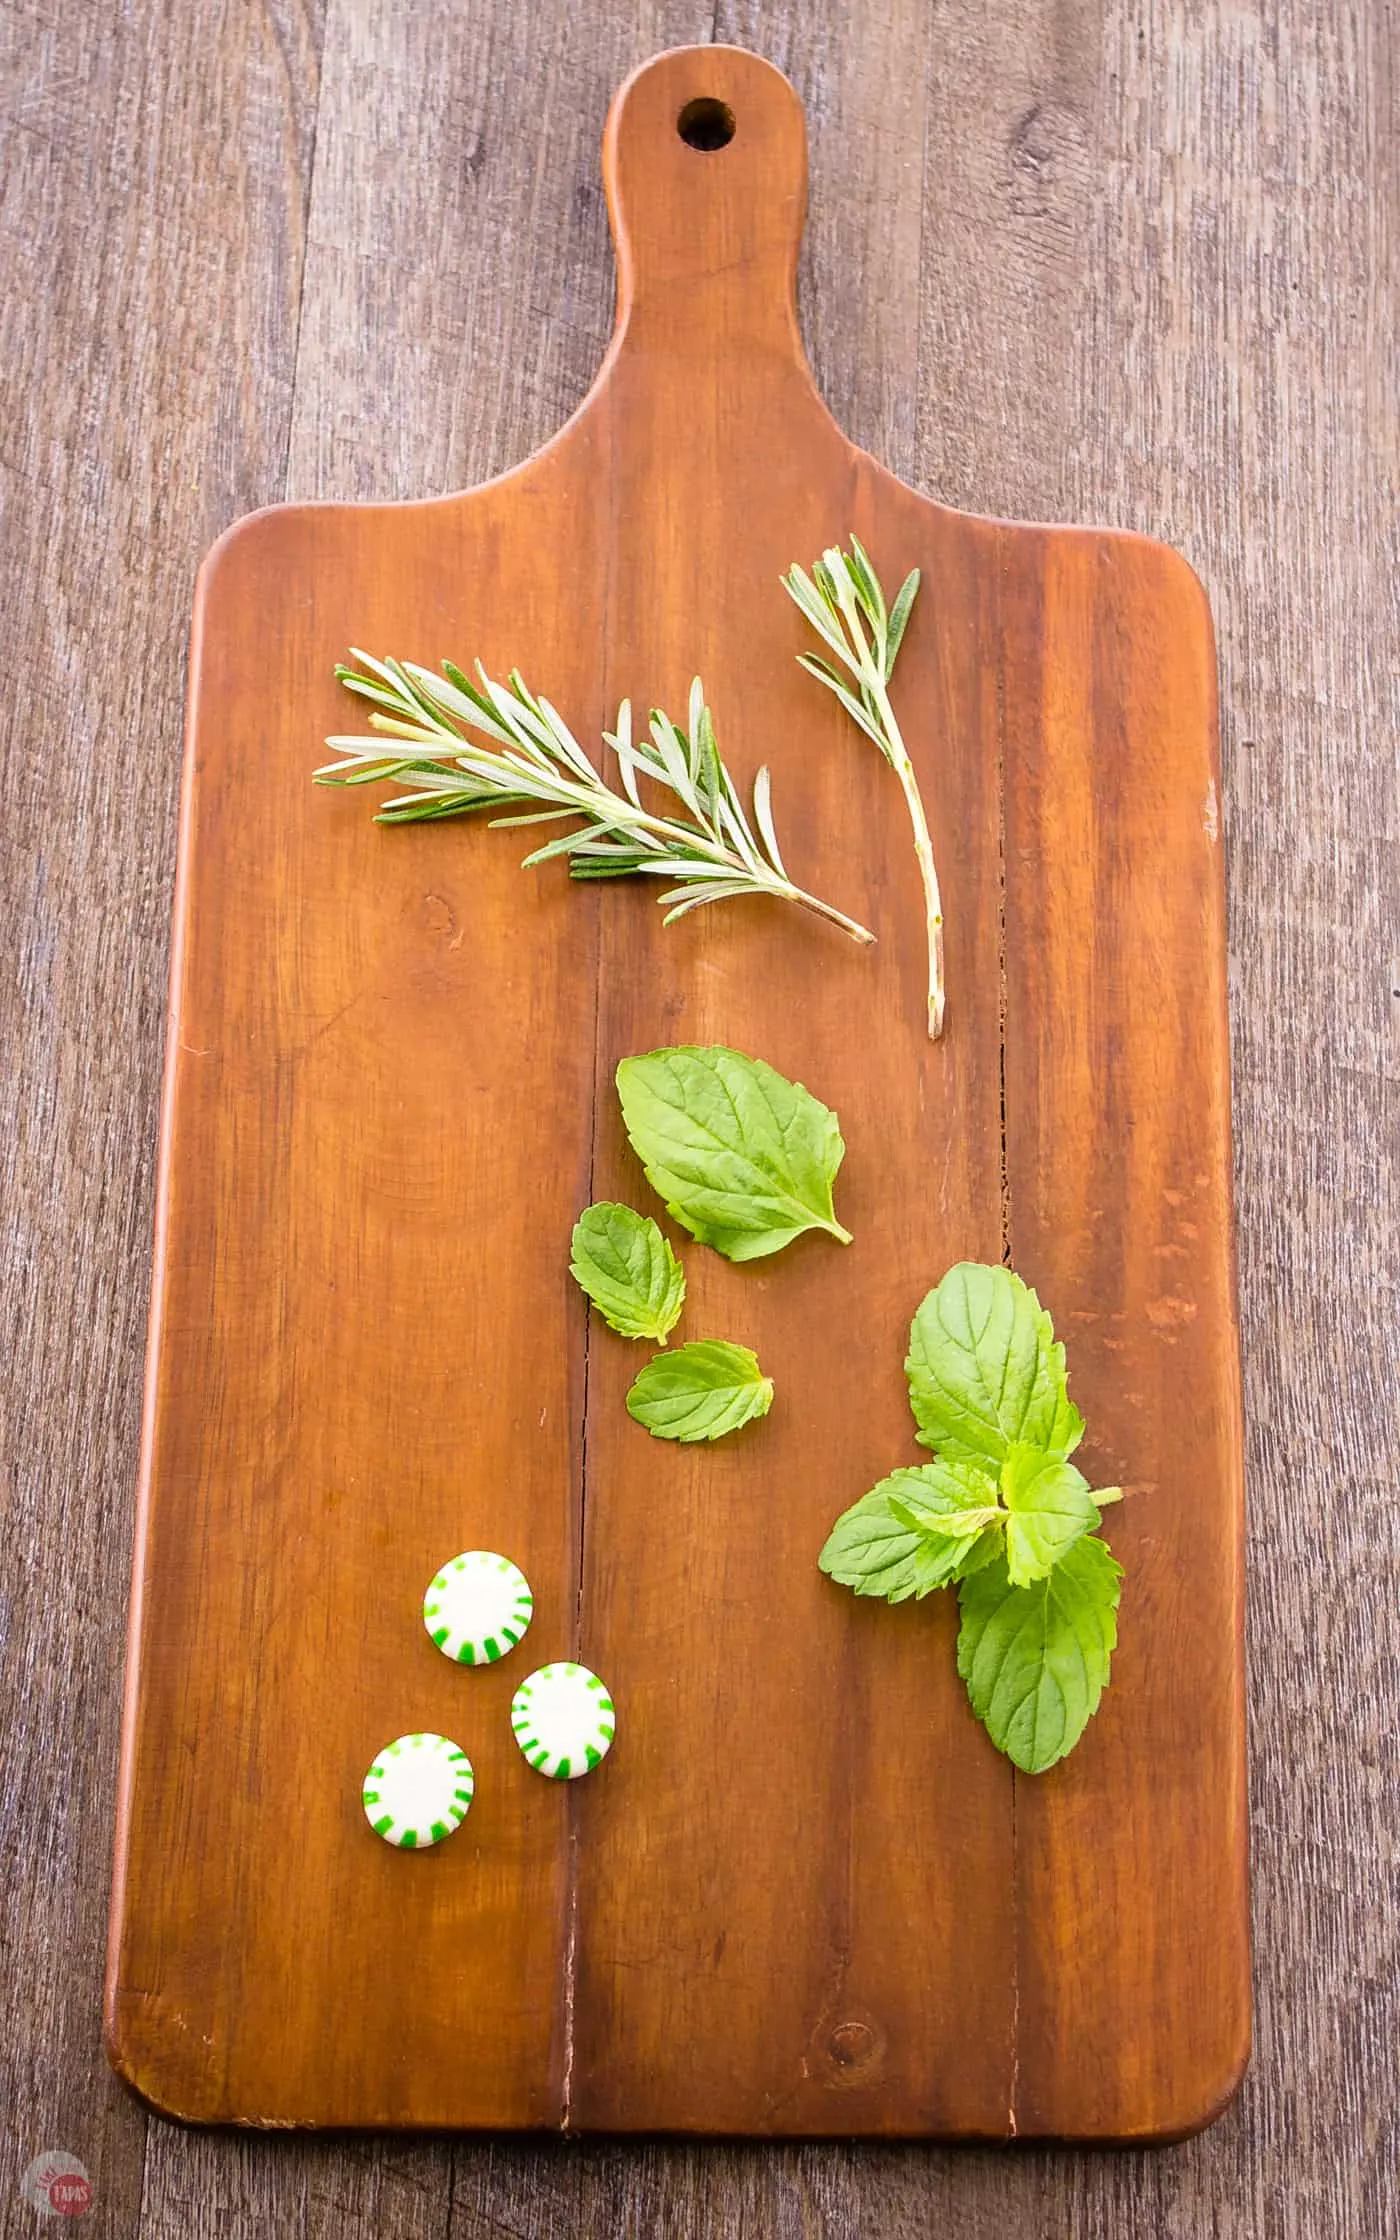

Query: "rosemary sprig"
left=782, top=538, right=946, bottom=1038
left=315, top=653, right=874, bottom=944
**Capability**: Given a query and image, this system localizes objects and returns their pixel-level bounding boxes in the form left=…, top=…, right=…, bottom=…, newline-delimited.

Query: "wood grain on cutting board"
left=106, top=45, right=1249, bottom=2138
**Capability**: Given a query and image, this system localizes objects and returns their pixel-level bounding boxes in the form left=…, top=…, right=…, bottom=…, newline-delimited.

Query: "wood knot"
left=1007, top=100, right=1088, bottom=217
left=827, top=2020, right=877, bottom=2070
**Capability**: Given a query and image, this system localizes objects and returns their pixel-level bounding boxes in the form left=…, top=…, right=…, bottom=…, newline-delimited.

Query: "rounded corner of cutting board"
left=191, top=491, right=407, bottom=610
left=1178, top=2040, right=1254, bottom=2145
left=194, top=495, right=312, bottom=596
left=105, top=1990, right=225, bottom=2128
left=1025, top=513, right=1219, bottom=644
left=1133, top=2014, right=1254, bottom=2147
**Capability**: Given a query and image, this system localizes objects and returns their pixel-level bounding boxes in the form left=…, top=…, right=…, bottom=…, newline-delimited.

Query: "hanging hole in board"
left=677, top=97, right=736, bottom=152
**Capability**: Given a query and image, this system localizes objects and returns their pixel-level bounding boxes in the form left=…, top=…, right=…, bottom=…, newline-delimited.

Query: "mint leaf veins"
left=819, top=1466, right=996, bottom=1600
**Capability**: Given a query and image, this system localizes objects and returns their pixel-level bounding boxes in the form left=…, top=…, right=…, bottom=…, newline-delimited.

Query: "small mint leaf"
left=625, top=1340, right=772, bottom=1443
left=883, top=1457, right=1001, bottom=1542
left=569, top=1202, right=685, bottom=1343
left=819, top=1471, right=973, bottom=1600
left=999, top=1442, right=1101, bottom=1585
left=952, top=1527, right=1005, bottom=1580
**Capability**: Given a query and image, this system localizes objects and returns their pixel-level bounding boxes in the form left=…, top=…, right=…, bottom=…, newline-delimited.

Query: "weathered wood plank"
left=0, top=1, right=322, bottom=2235
left=284, top=0, right=715, bottom=503
left=137, top=2135, right=451, bottom=2240
left=1050, top=5, right=1399, bottom=2232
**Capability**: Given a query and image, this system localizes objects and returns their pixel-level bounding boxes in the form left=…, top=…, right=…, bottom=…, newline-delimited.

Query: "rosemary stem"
left=872, top=679, right=946, bottom=1039
left=776, top=882, right=876, bottom=944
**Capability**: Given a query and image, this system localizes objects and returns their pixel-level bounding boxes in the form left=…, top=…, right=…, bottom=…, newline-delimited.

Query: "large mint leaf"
left=625, top=1340, right=773, bottom=1443
left=906, top=1262, right=1084, bottom=1468
left=615, top=1044, right=851, bottom=1263
left=819, top=1470, right=980, bottom=1601
left=569, top=1201, right=685, bottom=1343
left=1000, top=1443, right=1101, bottom=1586
left=956, top=1535, right=1122, bottom=1773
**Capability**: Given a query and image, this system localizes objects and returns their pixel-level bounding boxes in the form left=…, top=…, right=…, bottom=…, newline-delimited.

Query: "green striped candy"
left=423, top=1550, right=533, bottom=1667
left=362, top=1732, right=474, bottom=1848
left=511, top=1662, right=616, bottom=1781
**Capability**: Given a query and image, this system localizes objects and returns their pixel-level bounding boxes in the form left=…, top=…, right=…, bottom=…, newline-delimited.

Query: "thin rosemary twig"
left=315, top=655, right=874, bottom=946
left=782, top=538, right=946, bottom=1038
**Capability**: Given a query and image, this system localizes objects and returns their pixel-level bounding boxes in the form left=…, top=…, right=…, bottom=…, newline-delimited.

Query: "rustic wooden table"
left=2, top=2, right=1393, bottom=2233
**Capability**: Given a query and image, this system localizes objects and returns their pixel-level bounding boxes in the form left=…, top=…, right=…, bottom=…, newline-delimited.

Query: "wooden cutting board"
left=106, top=44, right=1249, bottom=2140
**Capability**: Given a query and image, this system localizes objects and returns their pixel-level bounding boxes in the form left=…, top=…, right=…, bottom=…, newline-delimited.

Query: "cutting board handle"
left=603, top=46, right=809, bottom=361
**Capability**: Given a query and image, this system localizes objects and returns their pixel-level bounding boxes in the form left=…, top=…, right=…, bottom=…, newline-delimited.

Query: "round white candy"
left=362, top=1732, right=474, bottom=1848
left=423, top=1550, right=533, bottom=1666
left=511, top=1662, right=615, bottom=1780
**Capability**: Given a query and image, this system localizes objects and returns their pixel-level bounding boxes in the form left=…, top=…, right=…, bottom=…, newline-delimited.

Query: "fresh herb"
left=783, top=538, right=946, bottom=1038
left=815, top=1465, right=1001, bottom=1600
left=317, top=654, right=874, bottom=943
left=906, top=1261, right=1085, bottom=1466
left=956, top=1538, right=1122, bottom=1773
left=569, top=1202, right=685, bottom=1344
left=819, top=1263, right=1125, bottom=1772
left=615, top=1044, right=851, bottom=1263
left=992, top=1446, right=1108, bottom=1585
left=626, top=1340, right=774, bottom=1443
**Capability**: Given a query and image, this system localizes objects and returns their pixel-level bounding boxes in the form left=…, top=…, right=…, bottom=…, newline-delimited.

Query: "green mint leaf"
left=999, top=1442, right=1101, bottom=1585
left=883, top=1457, right=1002, bottom=1543
left=625, top=1340, right=773, bottom=1443
left=956, top=1536, right=1122, bottom=1772
left=906, top=1262, right=1084, bottom=1468
left=890, top=1501, right=1002, bottom=1540
left=952, top=1526, right=1006, bottom=1580
left=819, top=1471, right=973, bottom=1600
left=568, top=1202, right=685, bottom=1343
left=615, top=1044, right=852, bottom=1263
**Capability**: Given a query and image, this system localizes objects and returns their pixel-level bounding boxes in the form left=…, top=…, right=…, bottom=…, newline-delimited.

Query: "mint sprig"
left=820, top=1263, right=1126, bottom=1773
